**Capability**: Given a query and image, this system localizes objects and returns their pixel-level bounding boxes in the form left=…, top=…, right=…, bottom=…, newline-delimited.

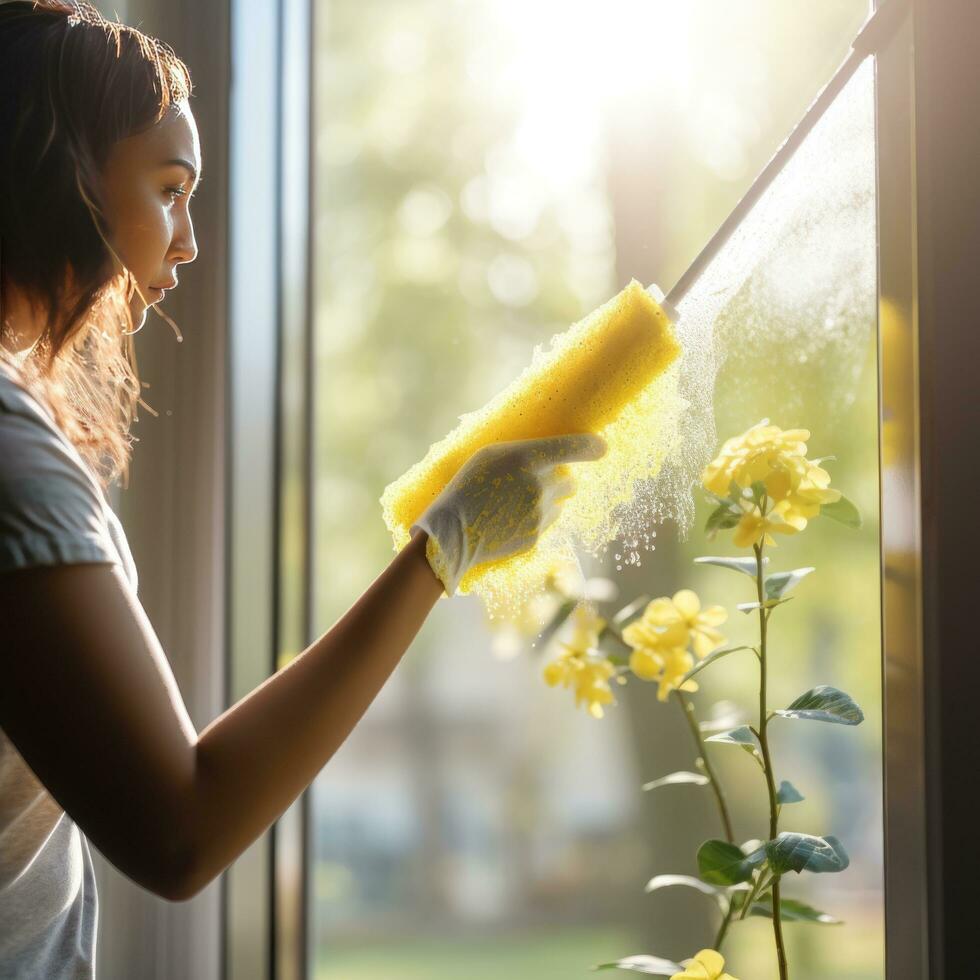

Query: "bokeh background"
left=303, top=1, right=882, bottom=977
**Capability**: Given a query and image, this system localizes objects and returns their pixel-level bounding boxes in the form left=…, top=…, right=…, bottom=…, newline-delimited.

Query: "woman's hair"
left=0, top=0, right=192, bottom=490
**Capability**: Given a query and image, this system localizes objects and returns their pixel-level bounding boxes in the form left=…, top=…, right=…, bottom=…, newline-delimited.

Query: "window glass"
left=310, top=2, right=879, bottom=977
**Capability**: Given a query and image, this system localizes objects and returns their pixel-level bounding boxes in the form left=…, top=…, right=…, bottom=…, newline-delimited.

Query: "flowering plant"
left=533, top=420, right=864, bottom=979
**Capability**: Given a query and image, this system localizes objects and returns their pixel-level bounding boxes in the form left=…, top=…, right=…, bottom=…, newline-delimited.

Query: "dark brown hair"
left=0, top=0, right=192, bottom=489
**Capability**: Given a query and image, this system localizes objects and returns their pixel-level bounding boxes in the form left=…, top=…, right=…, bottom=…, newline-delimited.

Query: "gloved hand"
left=410, top=432, right=608, bottom=596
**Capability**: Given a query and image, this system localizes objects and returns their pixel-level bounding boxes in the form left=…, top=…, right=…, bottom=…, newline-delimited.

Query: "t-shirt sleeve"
left=0, top=410, right=116, bottom=575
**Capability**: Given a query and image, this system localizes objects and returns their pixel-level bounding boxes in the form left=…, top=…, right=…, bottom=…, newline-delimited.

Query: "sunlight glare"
left=491, top=0, right=692, bottom=188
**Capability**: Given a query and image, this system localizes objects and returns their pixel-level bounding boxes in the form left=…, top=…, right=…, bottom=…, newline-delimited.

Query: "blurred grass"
left=314, top=916, right=884, bottom=979
left=314, top=928, right=633, bottom=980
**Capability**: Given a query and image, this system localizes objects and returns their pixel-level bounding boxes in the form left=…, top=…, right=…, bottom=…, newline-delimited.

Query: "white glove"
left=410, top=433, right=608, bottom=596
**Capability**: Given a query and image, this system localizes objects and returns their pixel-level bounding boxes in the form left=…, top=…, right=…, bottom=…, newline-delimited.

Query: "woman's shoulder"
left=0, top=362, right=114, bottom=530
left=0, top=364, right=77, bottom=466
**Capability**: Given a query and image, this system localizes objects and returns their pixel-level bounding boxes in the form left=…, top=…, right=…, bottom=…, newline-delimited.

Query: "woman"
left=0, top=2, right=605, bottom=976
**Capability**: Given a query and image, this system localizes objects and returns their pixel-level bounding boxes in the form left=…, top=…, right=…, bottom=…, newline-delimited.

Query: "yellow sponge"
left=381, top=279, right=686, bottom=615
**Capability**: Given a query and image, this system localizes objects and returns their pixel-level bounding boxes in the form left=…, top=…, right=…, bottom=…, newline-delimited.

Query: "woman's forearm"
left=180, top=528, right=444, bottom=899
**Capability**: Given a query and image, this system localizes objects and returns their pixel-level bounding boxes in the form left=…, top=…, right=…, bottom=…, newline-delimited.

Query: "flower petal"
left=644, top=597, right=681, bottom=627
left=692, top=949, right=725, bottom=975
left=699, top=605, right=728, bottom=627
left=672, top=589, right=701, bottom=619
left=692, top=628, right=724, bottom=659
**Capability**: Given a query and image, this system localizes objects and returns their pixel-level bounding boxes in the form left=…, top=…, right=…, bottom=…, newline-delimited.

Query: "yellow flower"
left=703, top=420, right=842, bottom=544
left=543, top=652, right=619, bottom=719
left=543, top=603, right=621, bottom=719
left=671, top=948, right=739, bottom=980
left=776, top=459, right=842, bottom=531
left=565, top=601, right=606, bottom=654
left=732, top=501, right=799, bottom=548
left=623, top=590, right=728, bottom=659
left=621, top=590, right=726, bottom=701
left=629, top=645, right=697, bottom=701
left=702, top=420, right=810, bottom=497
left=671, top=589, right=728, bottom=659
left=622, top=599, right=687, bottom=648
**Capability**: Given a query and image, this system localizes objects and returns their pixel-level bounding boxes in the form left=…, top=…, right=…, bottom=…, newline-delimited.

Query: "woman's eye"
left=164, top=185, right=188, bottom=202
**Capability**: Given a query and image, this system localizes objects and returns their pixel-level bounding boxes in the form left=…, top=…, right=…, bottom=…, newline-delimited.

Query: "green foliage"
left=705, top=726, right=763, bottom=766
left=697, top=839, right=763, bottom=885
left=644, top=875, right=730, bottom=914
left=694, top=555, right=767, bottom=579
left=704, top=502, right=741, bottom=538
left=776, top=780, right=805, bottom=804
left=680, top=645, right=756, bottom=684
left=644, top=873, right=723, bottom=897
left=641, top=771, right=710, bottom=791
left=742, top=895, right=842, bottom=924
left=765, top=833, right=850, bottom=875
left=820, top=493, right=863, bottom=529
left=601, top=433, right=866, bottom=977
left=593, top=954, right=683, bottom=975
left=737, top=596, right=793, bottom=613
left=774, top=686, right=865, bottom=725
left=731, top=892, right=842, bottom=926
left=764, top=566, right=815, bottom=600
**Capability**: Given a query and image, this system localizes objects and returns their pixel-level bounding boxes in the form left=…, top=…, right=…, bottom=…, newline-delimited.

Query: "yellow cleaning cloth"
left=381, top=279, right=687, bottom=617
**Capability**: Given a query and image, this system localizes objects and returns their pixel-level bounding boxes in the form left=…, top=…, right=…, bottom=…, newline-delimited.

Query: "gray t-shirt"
left=0, top=362, right=138, bottom=979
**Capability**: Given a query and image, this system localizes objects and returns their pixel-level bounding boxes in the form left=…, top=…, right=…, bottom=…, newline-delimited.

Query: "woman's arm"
left=0, top=528, right=442, bottom=901
left=186, top=528, right=443, bottom=898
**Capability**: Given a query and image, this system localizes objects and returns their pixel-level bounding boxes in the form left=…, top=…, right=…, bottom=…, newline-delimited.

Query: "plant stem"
left=714, top=902, right=735, bottom=950
left=674, top=690, right=737, bottom=951
left=674, top=691, right=735, bottom=844
left=754, top=538, right=788, bottom=980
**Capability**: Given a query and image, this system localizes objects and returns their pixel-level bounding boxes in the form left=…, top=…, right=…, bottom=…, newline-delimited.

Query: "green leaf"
left=764, top=567, right=815, bottom=600
left=642, top=771, right=710, bottom=791
left=765, top=833, right=850, bottom=874
left=776, top=780, right=805, bottom=805
left=705, top=502, right=741, bottom=536
left=593, top=955, right=683, bottom=975
left=644, top=873, right=721, bottom=896
left=705, top=726, right=763, bottom=766
left=679, top=645, right=756, bottom=684
left=737, top=596, right=794, bottom=614
left=747, top=895, right=842, bottom=924
left=774, top=686, right=865, bottom=726
left=820, top=493, right=863, bottom=529
left=750, top=480, right=768, bottom=502
left=644, top=874, right=729, bottom=914
left=694, top=555, right=767, bottom=579
left=697, top=839, right=761, bottom=885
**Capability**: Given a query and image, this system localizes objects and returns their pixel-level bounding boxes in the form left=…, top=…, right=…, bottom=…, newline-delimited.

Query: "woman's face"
left=100, top=99, right=201, bottom=327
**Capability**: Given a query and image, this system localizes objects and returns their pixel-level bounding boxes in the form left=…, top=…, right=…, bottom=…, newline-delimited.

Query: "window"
left=305, top=2, right=883, bottom=977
